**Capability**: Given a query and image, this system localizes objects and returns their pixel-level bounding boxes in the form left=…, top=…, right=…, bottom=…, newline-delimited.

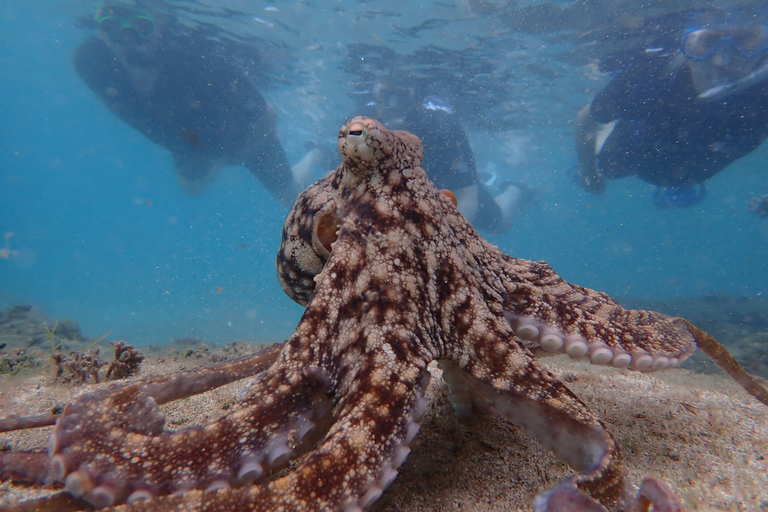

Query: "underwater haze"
left=1, top=0, right=767, bottom=347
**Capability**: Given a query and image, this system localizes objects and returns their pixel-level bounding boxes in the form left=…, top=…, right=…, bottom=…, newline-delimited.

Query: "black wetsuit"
left=591, top=54, right=768, bottom=188
left=74, top=33, right=292, bottom=196
left=398, top=107, right=478, bottom=191
left=362, top=105, right=504, bottom=233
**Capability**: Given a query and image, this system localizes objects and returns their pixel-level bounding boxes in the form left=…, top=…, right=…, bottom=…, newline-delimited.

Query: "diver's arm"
left=574, top=105, right=606, bottom=194
left=591, top=55, right=671, bottom=121
left=73, top=37, right=155, bottom=138
left=73, top=37, right=110, bottom=92
left=242, top=103, right=316, bottom=208
left=73, top=37, right=132, bottom=109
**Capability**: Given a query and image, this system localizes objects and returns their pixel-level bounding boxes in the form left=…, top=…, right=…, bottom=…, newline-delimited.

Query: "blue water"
left=1, top=1, right=767, bottom=346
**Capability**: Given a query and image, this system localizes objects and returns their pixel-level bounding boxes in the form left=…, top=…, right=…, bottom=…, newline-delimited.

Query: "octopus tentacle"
left=433, top=279, right=626, bottom=509
left=279, top=365, right=431, bottom=512
left=58, top=342, right=282, bottom=423
left=532, top=485, right=609, bottom=512
left=53, top=367, right=331, bottom=508
left=1, top=345, right=283, bottom=494
left=684, top=319, right=768, bottom=406
left=531, top=476, right=683, bottom=512
left=0, top=492, right=91, bottom=512
left=0, top=450, right=53, bottom=486
left=50, top=343, right=282, bottom=451
left=62, top=365, right=431, bottom=512
left=49, top=344, right=306, bottom=508
left=440, top=351, right=626, bottom=510
left=500, top=258, right=695, bottom=372
left=0, top=414, right=59, bottom=433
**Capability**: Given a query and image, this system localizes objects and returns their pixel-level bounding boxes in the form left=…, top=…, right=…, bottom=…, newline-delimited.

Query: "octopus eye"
left=338, top=119, right=375, bottom=163
left=345, top=122, right=368, bottom=143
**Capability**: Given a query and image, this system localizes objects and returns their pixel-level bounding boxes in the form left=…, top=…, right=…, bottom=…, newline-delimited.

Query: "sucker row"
left=505, top=312, right=690, bottom=372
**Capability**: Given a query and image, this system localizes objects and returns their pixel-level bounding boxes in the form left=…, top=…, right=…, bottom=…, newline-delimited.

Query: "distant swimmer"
left=0, top=232, right=36, bottom=269
left=74, top=2, right=320, bottom=206
left=575, top=8, right=768, bottom=211
left=0, top=232, right=16, bottom=261
left=352, top=76, right=531, bottom=235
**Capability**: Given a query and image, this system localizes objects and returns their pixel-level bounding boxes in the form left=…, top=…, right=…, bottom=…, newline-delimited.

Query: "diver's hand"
left=577, top=162, right=606, bottom=195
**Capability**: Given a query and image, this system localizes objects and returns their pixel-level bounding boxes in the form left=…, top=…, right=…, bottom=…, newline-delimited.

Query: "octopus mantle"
left=2, top=117, right=767, bottom=512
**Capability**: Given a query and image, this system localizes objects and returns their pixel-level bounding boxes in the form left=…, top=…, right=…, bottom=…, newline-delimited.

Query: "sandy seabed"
left=1, top=350, right=766, bottom=512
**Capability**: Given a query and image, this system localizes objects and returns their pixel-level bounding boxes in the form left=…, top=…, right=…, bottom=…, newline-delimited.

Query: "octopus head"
left=337, top=117, right=389, bottom=172
left=337, top=117, right=422, bottom=175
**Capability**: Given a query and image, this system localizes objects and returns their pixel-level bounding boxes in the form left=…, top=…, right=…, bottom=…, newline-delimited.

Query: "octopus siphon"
left=1, top=117, right=767, bottom=512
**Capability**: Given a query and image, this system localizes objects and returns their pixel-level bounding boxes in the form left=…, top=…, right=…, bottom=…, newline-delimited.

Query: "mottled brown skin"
left=2, top=117, right=767, bottom=512
left=276, top=117, right=700, bottom=510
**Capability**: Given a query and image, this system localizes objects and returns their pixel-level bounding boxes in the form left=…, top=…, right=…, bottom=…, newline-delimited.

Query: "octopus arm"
left=533, top=476, right=683, bottom=512
left=0, top=491, right=91, bottom=512
left=500, top=257, right=696, bottom=372
left=85, top=363, right=431, bottom=512
left=47, top=345, right=336, bottom=508
left=682, top=319, right=768, bottom=406
left=0, top=449, right=52, bottom=486
left=1, top=345, right=282, bottom=491
left=439, top=356, right=626, bottom=511
left=259, top=364, right=432, bottom=512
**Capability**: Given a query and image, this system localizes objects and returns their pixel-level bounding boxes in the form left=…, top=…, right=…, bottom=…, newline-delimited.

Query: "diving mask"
left=95, top=5, right=155, bottom=42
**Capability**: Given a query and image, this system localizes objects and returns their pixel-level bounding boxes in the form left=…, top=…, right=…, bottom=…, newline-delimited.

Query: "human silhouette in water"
left=75, top=2, right=319, bottom=206
left=356, top=78, right=529, bottom=235
left=575, top=8, right=768, bottom=211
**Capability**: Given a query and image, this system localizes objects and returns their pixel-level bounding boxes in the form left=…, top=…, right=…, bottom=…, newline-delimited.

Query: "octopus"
left=1, top=117, right=767, bottom=512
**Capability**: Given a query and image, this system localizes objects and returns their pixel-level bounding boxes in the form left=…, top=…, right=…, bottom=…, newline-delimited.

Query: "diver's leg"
left=471, top=185, right=508, bottom=234
left=471, top=182, right=533, bottom=235
left=241, top=105, right=306, bottom=208
left=173, top=153, right=216, bottom=195
left=575, top=105, right=606, bottom=194
left=243, top=132, right=295, bottom=206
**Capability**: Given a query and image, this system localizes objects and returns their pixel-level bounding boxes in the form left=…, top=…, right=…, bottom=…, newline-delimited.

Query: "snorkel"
left=683, top=9, right=768, bottom=100
left=696, top=59, right=768, bottom=99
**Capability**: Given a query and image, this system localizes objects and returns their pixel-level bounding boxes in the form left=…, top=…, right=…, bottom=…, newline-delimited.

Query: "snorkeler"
left=74, top=2, right=319, bottom=206
left=357, top=78, right=528, bottom=234
left=574, top=8, right=768, bottom=211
